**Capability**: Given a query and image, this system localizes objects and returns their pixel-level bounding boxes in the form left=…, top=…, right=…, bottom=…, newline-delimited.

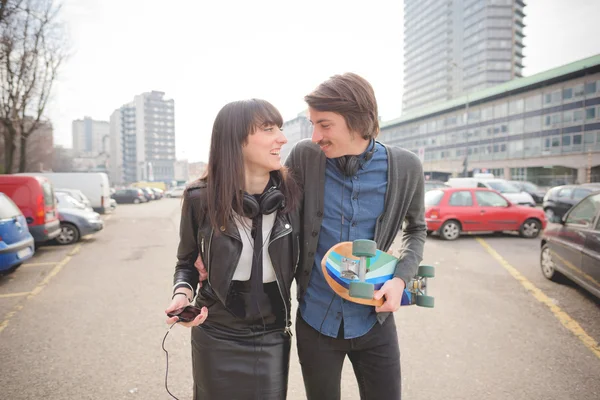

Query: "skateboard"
left=321, top=239, right=435, bottom=308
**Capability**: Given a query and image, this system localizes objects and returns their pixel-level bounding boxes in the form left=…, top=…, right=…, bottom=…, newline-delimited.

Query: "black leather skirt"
left=191, top=281, right=290, bottom=399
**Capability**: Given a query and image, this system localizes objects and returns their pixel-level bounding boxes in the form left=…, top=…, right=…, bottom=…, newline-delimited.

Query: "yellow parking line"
left=476, top=238, right=600, bottom=360
left=0, top=243, right=81, bottom=334
left=0, top=291, right=31, bottom=299
left=22, top=262, right=58, bottom=267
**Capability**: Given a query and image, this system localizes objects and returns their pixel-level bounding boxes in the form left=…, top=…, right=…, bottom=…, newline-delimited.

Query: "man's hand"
left=374, top=277, right=406, bottom=313
left=194, top=256, right=208, bottom=284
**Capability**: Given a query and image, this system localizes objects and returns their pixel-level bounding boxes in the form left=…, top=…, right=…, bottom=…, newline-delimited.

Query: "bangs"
left=251, top=99, right=284, bottom=129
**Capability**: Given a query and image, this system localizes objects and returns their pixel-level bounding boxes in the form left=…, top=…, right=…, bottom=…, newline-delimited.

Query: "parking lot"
left=0, top=198, right=599, bottom=399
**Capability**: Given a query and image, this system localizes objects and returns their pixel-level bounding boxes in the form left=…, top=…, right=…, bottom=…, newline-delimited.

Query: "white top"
left=231, top=212, right=277, bottom=283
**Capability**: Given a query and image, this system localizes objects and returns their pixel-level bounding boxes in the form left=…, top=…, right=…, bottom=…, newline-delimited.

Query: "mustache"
left=317, top=140, right=332, bottom=146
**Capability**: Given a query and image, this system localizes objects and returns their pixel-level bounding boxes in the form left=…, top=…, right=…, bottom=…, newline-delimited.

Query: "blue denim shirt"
left=299, top=141, right=388, bottom=338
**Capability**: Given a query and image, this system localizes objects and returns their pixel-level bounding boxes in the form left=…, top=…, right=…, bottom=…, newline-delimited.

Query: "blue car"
left=0, top=193, right=35, bottom=272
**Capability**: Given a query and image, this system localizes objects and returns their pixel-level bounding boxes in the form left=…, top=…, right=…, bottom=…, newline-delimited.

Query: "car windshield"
left=486, top=181, right=520, bottom=193
left=425, top=190, right=444, bottom=206
left=56, top=193, right=86, bottom=209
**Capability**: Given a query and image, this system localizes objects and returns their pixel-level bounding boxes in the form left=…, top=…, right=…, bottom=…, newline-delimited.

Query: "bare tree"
left=0, top=0, right=66, bottom=173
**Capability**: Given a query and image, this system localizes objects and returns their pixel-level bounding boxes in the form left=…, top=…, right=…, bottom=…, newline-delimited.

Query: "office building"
left=403, top=0, right=526, bottom=112
left=381, top=55, right=600, bottom=185
left=109, top=91, right=176, bottom=185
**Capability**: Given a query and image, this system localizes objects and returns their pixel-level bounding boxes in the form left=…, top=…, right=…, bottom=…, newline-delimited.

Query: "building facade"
left=0, top=119, right=53, bottom=173
left=71, top=117, right=110, bottom=173
left=381, top=55, right=600, bottom=186
left=109, top=91, right=176, bottom=185
left=281, top=112, right=312, bottom=161
left=72, top=117, right=109, bottom=156
left=403, top=0, right=525, bottom=112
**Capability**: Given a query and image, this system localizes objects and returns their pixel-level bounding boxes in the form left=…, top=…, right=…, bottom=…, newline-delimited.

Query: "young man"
left=285, top=73, right=426, bottom=400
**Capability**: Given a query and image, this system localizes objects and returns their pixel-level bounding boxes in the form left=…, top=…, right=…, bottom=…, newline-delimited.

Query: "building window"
left=525, top=94, right=542, bottom=111
left=586, top=107, right=597, bottom=120
left=563, top=88, right=573, bottom=100
left=585, top=81, right=597, bottom=95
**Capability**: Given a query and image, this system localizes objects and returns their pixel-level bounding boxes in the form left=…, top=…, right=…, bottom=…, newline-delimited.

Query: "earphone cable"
left=162, top=322, right=181, bottom=400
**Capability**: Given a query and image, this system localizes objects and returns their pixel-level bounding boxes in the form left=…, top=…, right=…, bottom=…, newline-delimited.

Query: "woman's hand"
left=165, top=290, right=208, bottom=327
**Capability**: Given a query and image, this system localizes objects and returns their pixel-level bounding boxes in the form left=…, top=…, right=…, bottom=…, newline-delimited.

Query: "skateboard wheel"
left=417, top=265, right=435, bottom=278
left=416, top=295, right=434, bottom=308
left=352, top=239, right=377, bottom=258
left=349, top=282, right=375, bottom=299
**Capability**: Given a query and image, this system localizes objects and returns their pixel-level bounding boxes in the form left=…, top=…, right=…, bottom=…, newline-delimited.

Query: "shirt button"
left=353, top=176, right=358, bottom=180
left=316, top=211, right=323, bottom=217
left=352, top=195, right=358, bottom=200
left=304, top=270, right=309, bottom=276
left=308, top=252, right=314, bottom=257
left=352, top=222, right=357, bottom=227
left=311, top=231, right=318, bottom=237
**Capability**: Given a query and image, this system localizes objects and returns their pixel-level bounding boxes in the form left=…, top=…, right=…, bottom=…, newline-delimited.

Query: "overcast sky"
left=46, top=0, right=600, bottom=163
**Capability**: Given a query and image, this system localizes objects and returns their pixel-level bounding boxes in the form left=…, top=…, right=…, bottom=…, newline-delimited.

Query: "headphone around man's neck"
left=337, top=140, right=377, bottom=177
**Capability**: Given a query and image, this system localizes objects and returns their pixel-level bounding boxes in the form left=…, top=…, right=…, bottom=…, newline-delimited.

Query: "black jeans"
left=296, top=312, right=401, bottom=400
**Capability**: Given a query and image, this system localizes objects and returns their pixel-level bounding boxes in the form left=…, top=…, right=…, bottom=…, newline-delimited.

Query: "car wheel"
left=439, top=220, right=461, bottom=241
left=56, top=223, right=80, bottom=245
left=544, top=208, right=555, bottom=220
left=520, top=218, right=541, bottom=238
left=133, top=198, right=140, bottom=204
left=541, top=244, right=562, bottom=282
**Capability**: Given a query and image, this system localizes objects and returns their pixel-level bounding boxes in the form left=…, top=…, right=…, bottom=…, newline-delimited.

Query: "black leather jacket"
left=173, top=181, right=300, bottom=329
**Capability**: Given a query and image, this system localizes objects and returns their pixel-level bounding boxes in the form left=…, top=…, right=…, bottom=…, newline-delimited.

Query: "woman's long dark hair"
left=200, top=99, right=299, bottom=232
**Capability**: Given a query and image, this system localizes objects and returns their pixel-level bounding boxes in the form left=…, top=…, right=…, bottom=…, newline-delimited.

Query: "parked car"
left=151, top=188, right=164, bottom=199
left=0, top=175, right=61, bottom=244
left=446, top=177, right=536, bottom=207
left=140, top=187, right=156, bottom=201
left=165, top=186, right=185, bottom=198
left=111, top=188, right=147, bottom=204
left=424, top=180, right=448, bottom=192
left=18, top=172, right=112, bottom=214
left=425, top=187, right=546, bottom=240
left=508, top=181, right=548, bottom=204
left=55, top=188, right=93, bottom=210
left=542, top=184, right=600, bottom=221
left=54, top=192, right=104, bottom=245
left=0, top=193, right=35, bottom=272
left=540, top=192, right=600, bottom=299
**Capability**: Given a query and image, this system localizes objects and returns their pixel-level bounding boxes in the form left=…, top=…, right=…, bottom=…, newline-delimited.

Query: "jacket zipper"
left=270, top=223, right=293, bottom=336
left=205, top=230, right=214, bottom=289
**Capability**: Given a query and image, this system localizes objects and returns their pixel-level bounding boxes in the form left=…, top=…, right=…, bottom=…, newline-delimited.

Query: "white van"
left=446, top=177, right=536, bottom=207
left=18, top=172, right=112, bottom=214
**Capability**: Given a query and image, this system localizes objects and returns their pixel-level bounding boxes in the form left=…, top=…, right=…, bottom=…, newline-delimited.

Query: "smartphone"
left=167, top=305, right=204, bottom=322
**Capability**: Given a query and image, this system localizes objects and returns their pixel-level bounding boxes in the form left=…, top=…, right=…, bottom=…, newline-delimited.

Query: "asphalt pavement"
left=0, top=199, right=598, bottom=399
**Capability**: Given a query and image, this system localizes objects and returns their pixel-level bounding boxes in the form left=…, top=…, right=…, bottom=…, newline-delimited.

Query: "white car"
left=165, top=186, right=186, bottom=198
left=446, top=178, right=536, bottom=206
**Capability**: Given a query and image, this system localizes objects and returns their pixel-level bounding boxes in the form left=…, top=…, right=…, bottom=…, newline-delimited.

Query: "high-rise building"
left=109, top=91, right=176, bottom=185
left=402, top=0, right=525, bottom=112
left=72, top=117, right=109, bottom=156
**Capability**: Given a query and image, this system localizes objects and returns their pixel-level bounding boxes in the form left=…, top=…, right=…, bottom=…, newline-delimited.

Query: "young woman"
left=165, top=99, right=300, bottom=399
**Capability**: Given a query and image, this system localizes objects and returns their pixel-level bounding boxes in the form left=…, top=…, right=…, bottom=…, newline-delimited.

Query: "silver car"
left=54, top=192, right=104, bottom=245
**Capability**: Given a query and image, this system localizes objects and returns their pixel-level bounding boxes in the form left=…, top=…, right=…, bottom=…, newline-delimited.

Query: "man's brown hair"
left=304, top=72, right=379, bottom=139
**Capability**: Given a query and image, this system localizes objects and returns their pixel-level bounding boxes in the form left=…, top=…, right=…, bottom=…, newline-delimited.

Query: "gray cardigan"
left=285, top=139, right=427, bottom=323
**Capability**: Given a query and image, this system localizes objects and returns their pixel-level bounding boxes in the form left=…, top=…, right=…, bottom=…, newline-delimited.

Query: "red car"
left=425, top=187, right=546, bottom=240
